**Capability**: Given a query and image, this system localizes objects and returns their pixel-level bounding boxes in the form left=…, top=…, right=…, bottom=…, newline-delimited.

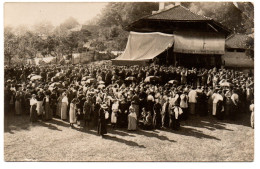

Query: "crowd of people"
left=4, top=61, right=255, bottom=137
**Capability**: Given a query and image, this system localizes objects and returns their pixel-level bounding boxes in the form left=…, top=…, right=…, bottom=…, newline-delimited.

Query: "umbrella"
left=50, top=82, right=62, bottom=88
left=168, top=80, right=179, bottom=84
left=220, top=82, right=232, bottom=87
left=7, top=79, right=12, bottom=83
left=98, top=80, right=105, bottom=84
left=125, top=76, right=137, bottom=81
left=219, top=79, right=228, bottom=84
left=98, top=84, right=106, bottom=89
left=27, top=74, right=36, bottom=79
left=82, top=76, right=91, bottom=81
left=86, top=78, right=96, bottom=84
left=30, top=75, right=42, bottom=81
left=55, top=72, right=64, bottom=77
left=87, top=91, right=95, bottom=95
left=144, top=76, right=160, bottom=83
left=48, top=86, right=54, bottom=91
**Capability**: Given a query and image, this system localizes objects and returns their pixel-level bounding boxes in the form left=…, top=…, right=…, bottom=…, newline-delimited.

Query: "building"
left=112, top=4, right=231, bottom=68
left=222, top=34, right=254, bottom=69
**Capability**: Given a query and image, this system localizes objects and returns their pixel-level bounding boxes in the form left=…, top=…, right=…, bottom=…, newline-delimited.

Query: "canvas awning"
left=174, top=31, right=225, bottom=54
left=112, top=32, right=174, bottom=65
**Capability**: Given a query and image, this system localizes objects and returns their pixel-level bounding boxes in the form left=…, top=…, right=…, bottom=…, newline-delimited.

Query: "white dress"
left=180, top=94, right=188, bottom=108
left=111, top=103, right=119, bottom=124
left=69, top=103, right=76, bottom=124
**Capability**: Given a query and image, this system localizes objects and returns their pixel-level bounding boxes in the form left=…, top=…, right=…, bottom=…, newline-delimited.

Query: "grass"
left=4, top=112, right=254, bottom=162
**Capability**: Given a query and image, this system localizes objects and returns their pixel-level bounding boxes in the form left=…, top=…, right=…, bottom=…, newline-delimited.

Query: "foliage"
left=60, top=17, right=80, bottom=30
left=92, top=2, right=158, bottom=51
left=4, top=2, right=254, bottom=64
left=182, top=2, right=254, bottom=34
left=4, top=30, right=18, bottom=64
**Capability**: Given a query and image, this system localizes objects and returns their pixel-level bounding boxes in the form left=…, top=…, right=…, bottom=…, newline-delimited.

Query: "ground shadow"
left=36, top=121, right=62, bottom=131
left=74, top=127, right=99, bottom=136
left=103, top=135, right=146, bottom=148
left=134, top=129, right=176, bottom=143
left=48, top=118, right=70, bottom=128
left=4, top=114, right=31, bottom=134
left=181, top=115, right=236, bottom=132
left=174, top=126, right=221, bottom=141
left=108, top=128, right=136, bottom=137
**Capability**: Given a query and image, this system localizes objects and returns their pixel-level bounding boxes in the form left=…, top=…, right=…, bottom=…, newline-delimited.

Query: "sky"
left=4, top=2, right=107, bottom=27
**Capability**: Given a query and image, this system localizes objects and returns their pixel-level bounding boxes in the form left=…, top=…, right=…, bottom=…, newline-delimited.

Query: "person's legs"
left=161, top=114, right=165, bottom=128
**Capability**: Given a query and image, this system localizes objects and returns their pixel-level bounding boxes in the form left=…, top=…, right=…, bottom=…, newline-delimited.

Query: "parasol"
left=30, top=75, right=42, bottom=81
left=220, top=82, right=232, bottom=87
left=98, top=80, right=105, bottom=84
left=98, top=84, right=106, bottom=89
left=82, top=76, right=91, bottom=81
left=27, top=74, right=36, bottom=79
left=55, top=72, right=64, bottom=77
left=168, top=80, right=179, bottom=84
left=86, top=78, right=96, bottom=84
left=81, top=81, right=87, bottom=85
left=125, top=76, right=137, bottom=81
left=144, top=76, right=160, bottom=83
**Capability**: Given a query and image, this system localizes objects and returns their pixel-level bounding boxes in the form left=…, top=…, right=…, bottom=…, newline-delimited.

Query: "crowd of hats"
left=4, top=61, right=254, bottom=111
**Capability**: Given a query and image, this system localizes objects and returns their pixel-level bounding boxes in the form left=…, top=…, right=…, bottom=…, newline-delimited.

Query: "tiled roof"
left=226, top=34, right=249, bottom=49
left=145, top=5, right=211, bottom=21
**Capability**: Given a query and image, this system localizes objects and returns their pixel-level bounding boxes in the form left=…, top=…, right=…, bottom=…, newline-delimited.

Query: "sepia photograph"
left=3, top=1, right=254, bottom=162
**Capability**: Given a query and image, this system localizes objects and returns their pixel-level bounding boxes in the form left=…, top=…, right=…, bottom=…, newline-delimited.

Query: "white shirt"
left=147, top=95, right=154, bottom=101
left=112, top=102, right=119, bottom=111
left=173, top=106, right=183, bottom=119
left=62, top=96, right=68, bottom=105
left=30, top=98, right=38, bottom=106
left=188, top=90, right=197, bottom=103
left=231, top=93, right=239, bottom=105
left=169, top=94, right=179, bottom=106
left=250, top=104, right=254, bottom=112
left=180, top=94, right=188, bottom=108
left=212, top=93, right=223, bottom=104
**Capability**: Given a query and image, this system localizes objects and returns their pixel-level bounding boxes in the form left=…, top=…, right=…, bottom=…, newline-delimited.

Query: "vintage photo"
left=4, top=2, right=254, bottom=162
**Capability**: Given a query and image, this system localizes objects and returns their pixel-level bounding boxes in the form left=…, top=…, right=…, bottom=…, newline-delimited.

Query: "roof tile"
left=226, top=34, right=249, bottom=49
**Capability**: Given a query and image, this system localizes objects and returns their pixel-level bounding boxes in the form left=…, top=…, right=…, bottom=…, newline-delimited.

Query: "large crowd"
left=4, top=61, right=254, bottom=136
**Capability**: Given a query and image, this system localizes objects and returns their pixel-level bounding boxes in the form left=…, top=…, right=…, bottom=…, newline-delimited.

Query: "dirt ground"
left=4, top=112, right=254, bottom=162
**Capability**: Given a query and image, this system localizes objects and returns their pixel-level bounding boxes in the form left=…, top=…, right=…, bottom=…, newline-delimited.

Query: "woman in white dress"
left=111, top=100, right=119, bottom=128
left=61, top=93, right=68, bottom=120
left=128, top=106, right=137, bottom=131
left=212, top=89, right=223, bottom=116
left=69, top=99, right=77, bottom=128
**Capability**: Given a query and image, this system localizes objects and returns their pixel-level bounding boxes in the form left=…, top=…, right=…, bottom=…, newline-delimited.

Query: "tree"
left=4, top=30, right=18, bottom=65
left=89, top=2, right=159, bottom=52
left=182, top=2, right=254, bottom=34
left=33, top=21, right=55, bottom=36
left=60, top=17, right=80, bottom=30
left=98, top=2, right=158, bottom=27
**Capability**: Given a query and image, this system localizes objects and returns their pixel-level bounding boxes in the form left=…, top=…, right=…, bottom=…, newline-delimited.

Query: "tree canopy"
left=4, top=2, right=254, bottom=64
